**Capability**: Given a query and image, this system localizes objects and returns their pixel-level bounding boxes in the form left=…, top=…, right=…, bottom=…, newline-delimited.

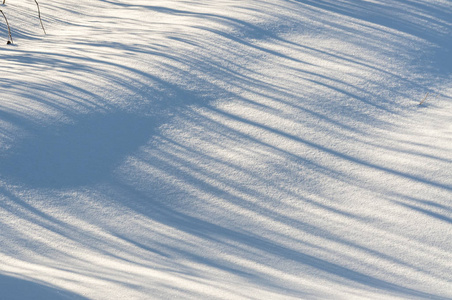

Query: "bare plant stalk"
left=0, top=9, right=13, bottom=44
left=35, top=0, right=46, bottom=34
left=419, top=92, right=429, bottom=105
left=2, top=0, right=5, bottom=5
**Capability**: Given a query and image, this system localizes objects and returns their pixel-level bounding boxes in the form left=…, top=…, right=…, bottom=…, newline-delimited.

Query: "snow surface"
left=0, top=0, right=451, bottom=299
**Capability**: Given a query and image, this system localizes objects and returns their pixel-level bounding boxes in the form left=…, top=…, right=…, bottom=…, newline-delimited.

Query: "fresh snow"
left=0, top=0, right=451, bottom=299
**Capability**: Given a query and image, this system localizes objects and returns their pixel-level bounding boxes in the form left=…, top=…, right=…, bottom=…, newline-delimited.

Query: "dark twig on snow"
left=0, top=9, right=13, bottom=44
left=34, top=0, right=46, bottom=34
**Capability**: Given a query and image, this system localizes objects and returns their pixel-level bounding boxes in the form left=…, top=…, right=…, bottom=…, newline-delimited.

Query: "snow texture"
left=0, top=0, right=451, bottom=299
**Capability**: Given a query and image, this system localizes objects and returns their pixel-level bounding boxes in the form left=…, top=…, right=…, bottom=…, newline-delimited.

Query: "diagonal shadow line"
left=112, top=181, right=450, bottom=300
left=395, top=201, right=452, bottom=224
left=207, top=106, right=452, bottom=192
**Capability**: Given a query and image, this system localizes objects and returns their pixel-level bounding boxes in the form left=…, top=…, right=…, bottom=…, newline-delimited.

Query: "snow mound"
left=0, top=0, right=451, bottom=299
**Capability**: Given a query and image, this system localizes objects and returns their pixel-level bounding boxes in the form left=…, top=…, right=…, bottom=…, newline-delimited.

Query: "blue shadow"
left=0, top=112, right=159, bottom=188
left=0, top=274, right=88, bottom=300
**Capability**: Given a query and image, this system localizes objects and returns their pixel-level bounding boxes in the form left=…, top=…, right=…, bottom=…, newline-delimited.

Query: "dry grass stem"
left=35, top=0, right=46, bottom=34
left=419, top=92, right=429, bottom=105
left=0, top=9, right=13, bottom=44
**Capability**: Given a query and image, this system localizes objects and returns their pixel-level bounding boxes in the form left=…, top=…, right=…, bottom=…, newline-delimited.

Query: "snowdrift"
left=1, top=0, right=451, bottom=299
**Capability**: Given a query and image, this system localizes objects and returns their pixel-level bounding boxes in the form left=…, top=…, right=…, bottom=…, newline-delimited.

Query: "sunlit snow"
left=0, top=1, right=451, bottom=299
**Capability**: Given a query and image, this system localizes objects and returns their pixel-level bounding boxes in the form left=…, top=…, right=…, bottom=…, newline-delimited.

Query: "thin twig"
left=35, top=0, right=46, bottom=34
left=0, top=9, right=13, bottom=44
left=419, top=92, right=429, bottom=105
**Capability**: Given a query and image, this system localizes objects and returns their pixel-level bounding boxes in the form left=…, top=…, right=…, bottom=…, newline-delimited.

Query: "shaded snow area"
left=0, top=0, right=451, bottom=299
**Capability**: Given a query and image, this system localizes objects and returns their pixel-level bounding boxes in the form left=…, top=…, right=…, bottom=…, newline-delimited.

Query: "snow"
left=0, top=0, right=451, bottom=299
